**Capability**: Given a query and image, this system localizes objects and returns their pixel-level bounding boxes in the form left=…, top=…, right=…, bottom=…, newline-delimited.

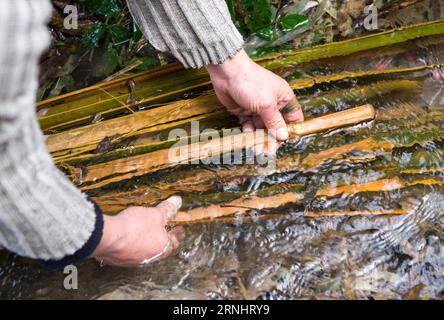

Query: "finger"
left=264, top=136, right=282, bottom=155
left=169, top=233, right=180, bottom=250
left=239, top=116, right=254, bottom=132
left=253, top=115, right=265, bottom=129
left=156, top=196, right=182, bottom=221
left=258, top=106, right=289, bottom=141
left=170, top=225, right=186, bottom=242
left=281, top=95, right=304, bottom=123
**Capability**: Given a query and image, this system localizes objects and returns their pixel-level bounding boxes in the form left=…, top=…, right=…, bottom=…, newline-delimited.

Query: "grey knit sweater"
left=0, top=0, right=244, bottom=266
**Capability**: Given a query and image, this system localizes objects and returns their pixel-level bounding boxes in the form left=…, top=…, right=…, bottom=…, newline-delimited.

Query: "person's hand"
left=92, top=196, right=184, bottom=267
left=206, top=49, right=304, bottom=142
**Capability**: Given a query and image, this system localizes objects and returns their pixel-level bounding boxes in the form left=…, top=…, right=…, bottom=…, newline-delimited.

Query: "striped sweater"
left=0, top=0, right=244, bottom=266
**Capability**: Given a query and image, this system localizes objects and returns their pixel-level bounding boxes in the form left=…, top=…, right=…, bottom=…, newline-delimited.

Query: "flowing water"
left=2, top=34, right=444, bottom=300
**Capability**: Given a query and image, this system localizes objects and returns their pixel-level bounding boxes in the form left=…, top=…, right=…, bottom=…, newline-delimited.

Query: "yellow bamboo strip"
left=305, top=209, right=408, bottom=218
left=172, top=192, right=304, bottom=223
left=289, top=104, right=375, bottom=137
left=316, top=177, right=444, bottom=197
left=288, top=65, right=436, bottom=90
left=46, top=94, right=222, bottom=153
left=78, top=106, right=374, bottom=189
left=300, top=138, right=394, bottom=172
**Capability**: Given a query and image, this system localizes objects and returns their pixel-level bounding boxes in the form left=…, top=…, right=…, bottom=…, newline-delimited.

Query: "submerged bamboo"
left=78, top=105, right=375, bottom=189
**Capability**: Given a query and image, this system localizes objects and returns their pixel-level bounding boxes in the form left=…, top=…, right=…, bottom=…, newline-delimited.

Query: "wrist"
left=92, top=215, right=119, bottom=258
left=206, top=49, right=254, bottom=81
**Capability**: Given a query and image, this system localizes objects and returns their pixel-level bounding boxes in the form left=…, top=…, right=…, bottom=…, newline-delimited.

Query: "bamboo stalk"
left=46, top=76, right=407, bottom=157
left=80, top=126, right=444, bottom=192
left=262, top=19, right=444, bottom=69
left=172, top=192, right=304, bottom=223
left=46, top=94, right=222, bottom=153
left=316, top=177, right=444, bottom=198
left=77, top=105, right=375, bottom=189
left=37, top=21, right=444, bottom=133
left=289, top=104, right=375, bottom=137
left=305, top=210, right=408, bottom=218
left=288, top=65, right=435, bottom=90
left=90, top=136, right=443, bottom=215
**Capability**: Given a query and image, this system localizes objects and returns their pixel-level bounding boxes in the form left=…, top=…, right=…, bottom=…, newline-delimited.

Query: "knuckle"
left=267, top=117, right=284, bottom=128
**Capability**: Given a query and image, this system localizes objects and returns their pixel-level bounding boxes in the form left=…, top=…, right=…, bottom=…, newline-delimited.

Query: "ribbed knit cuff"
left=174, top=34, right=244, bottom=69
left=38, top=200, right=104, bottom=270
left=127, top=0, right=245, bottom=69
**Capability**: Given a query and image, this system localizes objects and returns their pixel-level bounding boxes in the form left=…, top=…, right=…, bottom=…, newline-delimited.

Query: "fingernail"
left=167, top=195, right=182, bottom=209
left=276, top=127, right=289, bottom=141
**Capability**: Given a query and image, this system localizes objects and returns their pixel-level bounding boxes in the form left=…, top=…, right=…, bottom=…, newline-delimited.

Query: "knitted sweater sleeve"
left=126, top=0, right=245, bottom=68
left=0, top=0, right=103, bottom=267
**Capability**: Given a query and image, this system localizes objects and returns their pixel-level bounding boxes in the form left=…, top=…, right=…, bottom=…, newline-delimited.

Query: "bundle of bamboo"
left=39, top=21, right=444, bottom=223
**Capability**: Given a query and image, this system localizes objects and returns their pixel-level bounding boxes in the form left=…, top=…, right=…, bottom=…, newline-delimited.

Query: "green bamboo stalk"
left=37, top=20, right=444, bottom=133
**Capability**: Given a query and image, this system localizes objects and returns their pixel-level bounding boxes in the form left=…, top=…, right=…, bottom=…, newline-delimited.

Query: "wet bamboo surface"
left=39, top=21, right=444, bottom=223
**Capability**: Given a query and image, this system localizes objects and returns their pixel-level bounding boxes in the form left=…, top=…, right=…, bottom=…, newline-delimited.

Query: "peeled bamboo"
left=173, top=192, right=304, bottom=223
left=171, top=176, right=440, bottom=223
left=47, top=79, right=418, bottom=165
left=289, top=104, right=375, bottom=137
left=316, top=177, right=444, bottom=198
left=77, top=105, right=375, bottom=189
left=305, top=210, right=408, bottom=218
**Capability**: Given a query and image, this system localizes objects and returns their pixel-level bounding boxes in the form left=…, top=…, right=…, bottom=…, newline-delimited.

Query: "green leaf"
left=48, top=75, right=75, bottom=98
left=280, top=14, right=309, bottom=32
left=256, top=27, right=274, bottom=41
left=92, top=47, right=119, bottom=78
left=241, top=0, right=273, bottom=33
left=136, top=57, right=160, bottom=70
left=131, top=22, right=143, bottom=42
left=85, top=0, right=120, bottom=16
left=80, top=23, right=106, bottom=52
left=108, top=25, right=131, bottom=45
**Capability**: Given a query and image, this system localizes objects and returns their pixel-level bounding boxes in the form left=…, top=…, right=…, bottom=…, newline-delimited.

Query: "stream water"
left=1, top=34, right=444, bottom=300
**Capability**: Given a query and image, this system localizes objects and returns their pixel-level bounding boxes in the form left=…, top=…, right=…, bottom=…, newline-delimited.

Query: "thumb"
left=258, top=106, right=289, bottom=141
left=156, top=196, right=182, bottom=221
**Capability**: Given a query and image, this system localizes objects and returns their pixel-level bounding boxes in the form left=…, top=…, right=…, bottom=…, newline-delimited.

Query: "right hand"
left=92, top=196, right=184, bottom=267
left=206, top=49, right=304, bottom=141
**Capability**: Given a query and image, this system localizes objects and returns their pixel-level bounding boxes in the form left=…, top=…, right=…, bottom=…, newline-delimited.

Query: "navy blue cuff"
left=38, top=199, right=104, bottom=270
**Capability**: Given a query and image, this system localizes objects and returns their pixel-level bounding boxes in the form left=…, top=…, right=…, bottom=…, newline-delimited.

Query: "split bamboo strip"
left=289, top=104, right=375, bottom=137
left=82, top=126, right=444, bottom=192
left=46, top=94, right=222, bottom=153
left=168, top=174, right=440, bottom=223
left=299, top=138, right=393, bottom=172
left=90, top=133, right=443, bottom=212
left=48, top=79, right=419, bottom=166
left=172, top=192, right=304, bottom=223
left=90, top=154, right=302, bottom=210
left=288, top=65, right=436, bottom=90
left=305, top=210, right=408, bottom=218
left=37, top=20, right=444, bottom=132
left=78, top=105, right=375, bottom=189
left=316, top=177, right=444, bottom=198
left=262, top=20, right=444, bottom=69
